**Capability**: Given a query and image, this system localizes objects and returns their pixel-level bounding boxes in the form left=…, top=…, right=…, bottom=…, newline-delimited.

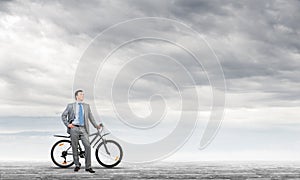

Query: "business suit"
left=61, top=102, right=99, bottom=169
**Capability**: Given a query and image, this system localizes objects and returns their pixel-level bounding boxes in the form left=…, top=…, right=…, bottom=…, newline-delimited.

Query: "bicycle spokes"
left=95, top=140, right=123, bottom=168
left=51, top=140, right=74, bottom=168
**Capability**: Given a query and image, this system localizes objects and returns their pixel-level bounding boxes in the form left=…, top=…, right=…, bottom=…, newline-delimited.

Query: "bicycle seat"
left=54, top=135, right=70, bottom=138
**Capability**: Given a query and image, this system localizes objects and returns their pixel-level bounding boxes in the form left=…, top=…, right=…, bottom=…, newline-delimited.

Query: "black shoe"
left=74, top=166, right=80, bottom=172
left=85, top=168, right=95, bottom=173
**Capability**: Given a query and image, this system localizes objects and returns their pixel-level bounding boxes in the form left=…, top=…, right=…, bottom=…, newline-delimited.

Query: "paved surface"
left=1, top=161, right=300, bottom=179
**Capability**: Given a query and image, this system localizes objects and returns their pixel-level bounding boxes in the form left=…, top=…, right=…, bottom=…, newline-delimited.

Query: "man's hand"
left=68, top=124, right=75, bottom=128
left=96, top=123, right=103, bottom=129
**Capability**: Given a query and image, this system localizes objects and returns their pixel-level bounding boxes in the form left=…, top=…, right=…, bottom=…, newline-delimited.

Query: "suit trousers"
left=70, top=126, right=91, bottom=169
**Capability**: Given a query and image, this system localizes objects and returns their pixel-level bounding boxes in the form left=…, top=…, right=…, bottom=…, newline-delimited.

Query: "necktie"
left=79, top=103, right=84, bottom=125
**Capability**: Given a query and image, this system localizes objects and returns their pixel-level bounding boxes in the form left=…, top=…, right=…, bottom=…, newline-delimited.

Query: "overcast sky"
left=0, top=0, right=300, bottom=161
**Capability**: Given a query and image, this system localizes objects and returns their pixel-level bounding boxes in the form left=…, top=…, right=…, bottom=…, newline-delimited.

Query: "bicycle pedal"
left=79, top=152, right=85, bottom=158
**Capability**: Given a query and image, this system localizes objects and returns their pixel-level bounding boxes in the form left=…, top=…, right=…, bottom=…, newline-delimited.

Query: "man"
left=61, top=89, right=102, bottom=173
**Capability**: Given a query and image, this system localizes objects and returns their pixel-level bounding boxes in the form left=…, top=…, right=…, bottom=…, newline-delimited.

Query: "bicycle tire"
left=95, top=140, right=123, bottom=168
left=51, top=139, right=74, bottom=168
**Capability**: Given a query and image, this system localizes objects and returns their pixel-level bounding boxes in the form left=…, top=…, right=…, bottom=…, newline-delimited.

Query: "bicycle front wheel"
left=95, top=140, right=123, bottom=168
left=51, top=139, right=74, bottom=168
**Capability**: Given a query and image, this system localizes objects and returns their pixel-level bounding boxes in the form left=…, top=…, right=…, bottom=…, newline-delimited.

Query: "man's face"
left=76, top=92, right=84, bottom=101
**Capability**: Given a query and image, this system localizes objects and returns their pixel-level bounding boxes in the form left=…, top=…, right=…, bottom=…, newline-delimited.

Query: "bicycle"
left=51, top=125, right=123, bottom=168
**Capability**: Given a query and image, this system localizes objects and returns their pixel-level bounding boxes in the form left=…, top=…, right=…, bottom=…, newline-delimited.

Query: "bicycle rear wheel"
left=95, top=140, right=123, bottom=168
left=51, top=139, right=74, bottom=168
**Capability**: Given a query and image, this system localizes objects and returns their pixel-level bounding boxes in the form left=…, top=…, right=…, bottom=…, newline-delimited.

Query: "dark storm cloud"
left=3, top=0, right=151, bottom=38
left=182, top=0, right=300, bottom=106
left=171, top=0, right=234, bottom=17
left=1, top=0, right=300, bottom=116
left=127, top=0, right=300, bottom=87
left=0, top=0, right=14, bottom=13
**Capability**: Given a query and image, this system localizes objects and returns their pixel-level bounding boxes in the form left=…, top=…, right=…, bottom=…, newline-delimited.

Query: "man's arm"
left=61, top=104, right=70, bottom=127
left=87, top=104, right=102, bottom=128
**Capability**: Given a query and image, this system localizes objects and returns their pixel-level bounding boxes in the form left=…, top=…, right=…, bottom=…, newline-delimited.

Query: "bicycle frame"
left=53, top=127, right=110, bottom=155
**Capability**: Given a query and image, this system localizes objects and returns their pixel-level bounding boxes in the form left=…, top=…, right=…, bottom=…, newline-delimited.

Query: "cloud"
left=0, top=131, right=53, bottom=136
left=2, top=0, right=300, bottom=163
left=0, top=0, right=299, bottom=120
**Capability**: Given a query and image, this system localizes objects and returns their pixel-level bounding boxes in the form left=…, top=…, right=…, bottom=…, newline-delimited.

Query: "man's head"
left=75, top=89, right=84, bottom=101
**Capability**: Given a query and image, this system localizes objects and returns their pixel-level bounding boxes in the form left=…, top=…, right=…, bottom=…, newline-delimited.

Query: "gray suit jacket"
left=61, top=102, right=99, bottom=134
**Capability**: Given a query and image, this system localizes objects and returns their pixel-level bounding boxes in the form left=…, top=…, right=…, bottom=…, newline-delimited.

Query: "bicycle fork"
left=102, top=139, right=110, bottom=155
left=91, top=136, right=111, bottom=155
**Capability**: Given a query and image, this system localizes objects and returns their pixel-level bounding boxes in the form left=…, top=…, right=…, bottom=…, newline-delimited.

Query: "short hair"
left=74, top=89, right=83, bottom=100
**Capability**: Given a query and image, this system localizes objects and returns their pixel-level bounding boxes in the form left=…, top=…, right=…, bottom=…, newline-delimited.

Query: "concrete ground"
left=1, top=161, right=300, bottom=179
